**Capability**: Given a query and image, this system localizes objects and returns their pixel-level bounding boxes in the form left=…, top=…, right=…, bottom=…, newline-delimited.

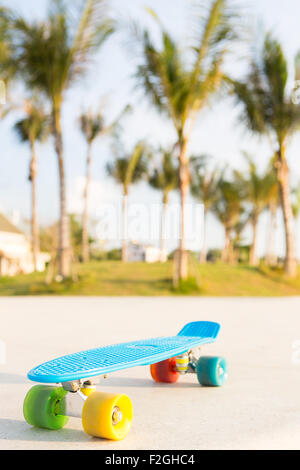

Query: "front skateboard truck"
left=23, top=382, right=134, bottom=441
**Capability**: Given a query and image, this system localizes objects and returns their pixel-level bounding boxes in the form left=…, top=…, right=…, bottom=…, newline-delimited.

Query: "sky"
left=1, top=0, right=300, bottom=255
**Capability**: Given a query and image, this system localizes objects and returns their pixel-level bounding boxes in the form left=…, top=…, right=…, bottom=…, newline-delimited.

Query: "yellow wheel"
left=82, top=392, right=133, bottom=440
left=80, top=386, right=96, bottom=397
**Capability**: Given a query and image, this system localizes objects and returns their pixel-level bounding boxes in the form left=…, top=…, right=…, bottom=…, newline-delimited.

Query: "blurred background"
left=1, top=0, right=300, bottom=295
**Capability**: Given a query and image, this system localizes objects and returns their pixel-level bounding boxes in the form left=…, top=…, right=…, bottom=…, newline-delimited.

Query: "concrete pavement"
left=1, top=296, right=300, bottom=450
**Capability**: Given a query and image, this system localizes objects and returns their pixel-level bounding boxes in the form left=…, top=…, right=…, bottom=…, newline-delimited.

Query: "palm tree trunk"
left=277, top=146, right=297, bottom=277
left=200, top=209, right=207, bottom=263
left=227, top=236, right=235, bottom=264
left=29, top=139, right=39, bottom=271
left=53, top=108, right=70, bottom=278
left=249, top=215, right=258, bottom=266
left=122, top=189, right=128, bottom=262
left=234, top=238, right=240, bottom=263
left=160, top=193, right=168, bottom=262
left=178, top=139, right=189, bottom=280
left=82, top=143, right=92, bottom=263
left=222, top=227, right=231, bottom=263
left=265, top=202, right=277, bottom=266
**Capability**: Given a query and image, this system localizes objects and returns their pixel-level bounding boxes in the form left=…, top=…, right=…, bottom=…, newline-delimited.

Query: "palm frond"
left=79, top=110, right=104, bottom=143
left=190, top=155, right=219, bottom=210
left=80, top=103, right=131, bottom=144
left=187, top=0, right=239, bottom=111
left=135, top=1, right=238, bottom=138
left=67, top=0, right=114, bottom=83
left=232, top=32, right=300, bottom=144
left=263, top=34, right=287, bottom=106
left=107, top=140, right=150, bottom=193
left=234, top=152, right=275, bottom=218
left=149, top=148, right=179, bottom=193
left=13, top=99, right=50, bottom=144
left=212, top=174, right=243, bottom=229
left=125, top=142, right=147, bottom=188
left=0, top=7, right=17, bottom=86
left=12, top=0, right=114, bottom=104
left=230, top=66, right=267, bottom=134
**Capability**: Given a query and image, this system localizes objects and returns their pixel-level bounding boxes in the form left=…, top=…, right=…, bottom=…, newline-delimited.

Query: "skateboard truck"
left=62, top=377, right=99, bottom=393
left=175, top=348, right=201, bottom=374
left=65, top=388, right=87, bottom=418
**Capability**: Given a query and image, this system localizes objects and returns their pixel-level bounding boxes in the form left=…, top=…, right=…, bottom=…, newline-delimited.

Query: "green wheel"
left=23, top=385, right=69, bottom=430
left=196, top=356, right=228, bottom=387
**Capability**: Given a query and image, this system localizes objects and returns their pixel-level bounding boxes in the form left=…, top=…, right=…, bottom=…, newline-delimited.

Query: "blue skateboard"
left=24, top=321, right=227, bottom=441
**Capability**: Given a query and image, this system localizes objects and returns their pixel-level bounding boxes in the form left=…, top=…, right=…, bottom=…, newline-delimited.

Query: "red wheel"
left=150, top=358, right=180, bottom=383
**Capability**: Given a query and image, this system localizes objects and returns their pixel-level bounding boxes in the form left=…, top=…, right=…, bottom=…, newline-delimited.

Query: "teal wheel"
left=23, top=385, right=69, bottom=430
left=196, top=356, right=227, bottom=386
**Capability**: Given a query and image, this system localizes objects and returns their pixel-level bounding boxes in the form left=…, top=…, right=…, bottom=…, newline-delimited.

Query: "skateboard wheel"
left=82, top=392, right=133, bottom=440
left=80, top=386, right=96, bottom=397
left=196, top=356, right=228, bottom=386
left=150, top=358, right=180, bottom=383
left=23, top=385, right=69, bottom=430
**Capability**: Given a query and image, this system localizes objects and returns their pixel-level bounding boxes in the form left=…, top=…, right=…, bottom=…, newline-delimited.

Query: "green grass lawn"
left=1, top=261, right=300, bottom=296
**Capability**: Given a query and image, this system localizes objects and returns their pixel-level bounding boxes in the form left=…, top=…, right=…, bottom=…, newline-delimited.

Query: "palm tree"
left=0, top=7, right=15, bottom=93
left=79, top=105, right=130, bottom=263
left=135, top=0, right=237, bottom=280
left=107, top=142, right=148, bottom=262
left=265, top=156, right=280, bottom=266
left=212, top=176, right=243, bottom=264
left=12, top=0, right=114, bottom=277
left=80, top=111, right=104, bottom=263
left=234, top=154, right=275, bottom=266
left=231, top=34, right=300, bottom=276
left=0, top=8, right=17, bottom=125
left=13, top=98, right=50, bottom=270
left=265, top=196, right=279, bottom=266
left=232, top=211, right=248, bottom=263
left=148, top=149, right=178, bottom=261
left=0, top=9, right=8, bottom=107
left=190, top=156, right=219, bottom=263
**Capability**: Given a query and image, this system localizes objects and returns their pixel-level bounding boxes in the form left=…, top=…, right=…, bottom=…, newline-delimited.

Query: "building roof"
left=0, top=213, right=23, bottom=235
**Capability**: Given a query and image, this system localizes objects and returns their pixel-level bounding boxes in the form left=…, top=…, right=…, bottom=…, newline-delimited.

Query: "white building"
left=0, top=213, right=49, bottom=276
left=127, top=242, right=167, bottom=263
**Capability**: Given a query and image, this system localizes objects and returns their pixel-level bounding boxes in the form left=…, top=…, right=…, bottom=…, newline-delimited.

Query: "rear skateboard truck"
left=151, top=349, right=228, bottom=386
left=23, top=321, right=227, bottom=441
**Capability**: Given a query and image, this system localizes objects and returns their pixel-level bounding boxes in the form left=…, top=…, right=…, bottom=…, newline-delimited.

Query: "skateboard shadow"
left=0, top=419, right=90, bottom=443
left=101, top=376, right=200, bottom=388
left=0, top=419, right=137, bottom=447
left=0, top=373, right=28, bottom=384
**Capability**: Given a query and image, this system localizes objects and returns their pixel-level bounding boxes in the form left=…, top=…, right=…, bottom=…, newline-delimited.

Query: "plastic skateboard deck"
left=28, top=321, right=220, bottom=384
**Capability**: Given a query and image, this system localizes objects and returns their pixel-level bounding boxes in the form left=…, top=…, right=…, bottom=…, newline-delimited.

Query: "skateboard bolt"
left=112, top=407, right=123, bottom=425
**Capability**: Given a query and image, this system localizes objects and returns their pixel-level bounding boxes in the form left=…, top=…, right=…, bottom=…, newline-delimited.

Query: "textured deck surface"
left=28, top=322, right=219, bottom=383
